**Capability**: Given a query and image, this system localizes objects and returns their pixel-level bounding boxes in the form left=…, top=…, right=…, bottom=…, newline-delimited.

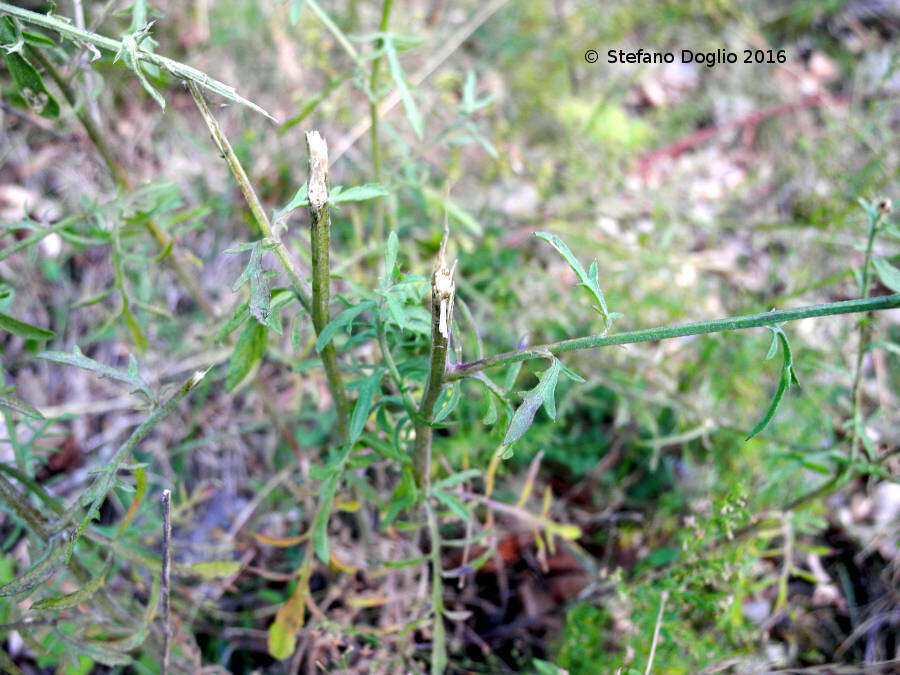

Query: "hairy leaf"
left=0, top=391, right=43, bottom=419
left=503, top=358, right=561, bottom=445
left=534, top=231, right=612, bottom=325
left=33, top=569, right=106, bottom=611
left=36, top=347, right=154, bottom=402
left=0, top=538, right=64, bottom=596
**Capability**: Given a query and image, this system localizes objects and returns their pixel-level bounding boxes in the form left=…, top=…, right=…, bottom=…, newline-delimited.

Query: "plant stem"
left=425, top=500, right=447, bottom=673
left=414, top=235, right=455, bottom=486
left=368, top=0, right=394, bottom=243
left=848, top=210, right=884, bottom=462
left=448, top=295, right=900, bottom=381
left=305, top=131, right=351, bottom=441
left=27, top=47, right=217, bottom=317
left=189, top=82, right=313, bottom=315
left=161, top=490, right=172, bottom=675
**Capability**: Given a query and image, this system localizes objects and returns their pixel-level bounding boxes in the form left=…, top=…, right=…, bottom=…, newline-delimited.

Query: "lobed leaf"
left=36, top=347, right=154, bottom=402
left=0, top=17, right=59, bottom=118
left=534, top=231, right=611, bottom=324
left=503, top=357, right=561, bottom=445
left=746, top=329, right=799, bottom=440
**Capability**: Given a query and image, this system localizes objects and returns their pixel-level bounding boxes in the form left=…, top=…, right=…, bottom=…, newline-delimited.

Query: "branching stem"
left=28, top=46, right=216, bottom=317
left=448, top=295, right=900, bottom=380
left=189, top=82, right=313, bottom=315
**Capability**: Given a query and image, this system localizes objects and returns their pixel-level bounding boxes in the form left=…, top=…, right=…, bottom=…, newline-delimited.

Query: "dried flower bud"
left=878, top=199, right=892, bottom=215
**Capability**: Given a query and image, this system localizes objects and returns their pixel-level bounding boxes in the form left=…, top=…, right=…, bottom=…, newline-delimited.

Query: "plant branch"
left=161, top=489, right=172, bottom=675
left=425, top=500, right=447, bottom=673
left=305, top=131, right=351, bottom=441
left=414, top=232, right=455, bottom=486
left=0, top=2, right=272, bottom=118
left=848, top=206, right=887, bottom=462
left=448, top=295, right=900, bottom=381
left=189, top=82, right=313, bottom=315
left=26, top=47, right=216, bottom=317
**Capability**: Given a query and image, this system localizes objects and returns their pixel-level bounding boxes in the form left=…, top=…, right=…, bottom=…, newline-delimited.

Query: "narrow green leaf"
left=422, top=187, right=482, bottom=235
left=872, top=257, right=900, bottom=293
left=56, top=632, right=133, bottom=666
left=349, top=370, right=383, bottom=445
left=187, top=560, right=242, bottom=580
left=215, top=300, right=250, bottom=342
left=747, top=331, right=797, bottom=440
left=383, top=231, right=399, bottom=283
left=314, top=474, right=339, bottom=563
left=225, top=320, right=268, bottom=391
left=433, top=469, right=481, bottom=490
left=331, top=183, right=389, bottom=204
left=383, top=35, right=423, bottom=138
left=33, top=570, right=106, bottom=610
left=432, top=489, right=471, bottom=521
left=0, top=312, right=55, bottom=340
left=432, top=384, right=460, bottom=424
left=0, top=391, right=43, bottom=419
left=121, top=304, right=148, bottom=352
left=315, top=301, right=374, bottom=353
left=289, top=0, right=305, bottom=24
left=0, top=538, right=64, bottom=596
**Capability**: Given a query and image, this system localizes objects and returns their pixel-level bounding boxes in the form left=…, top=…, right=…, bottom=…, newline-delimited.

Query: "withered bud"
left=877, top=199, right=892, bottom=215
left=306, top=130, right=329, bottom=212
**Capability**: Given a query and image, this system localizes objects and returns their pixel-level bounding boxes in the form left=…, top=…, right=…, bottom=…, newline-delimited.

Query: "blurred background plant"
left=0, top=0, right=898, bottom=672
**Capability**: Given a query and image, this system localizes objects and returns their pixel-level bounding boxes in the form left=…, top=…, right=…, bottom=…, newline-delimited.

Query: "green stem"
left=369, top=0, right=394, bottom=243
left=448, top=295, right=900, bottom=381
left=306, top=131, right=351, bottom=441
left=424, top=500, right=447, bottom=673
left=848, top=211, right=883, bottom=462
left=189, top=82, right=313, bottom=315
